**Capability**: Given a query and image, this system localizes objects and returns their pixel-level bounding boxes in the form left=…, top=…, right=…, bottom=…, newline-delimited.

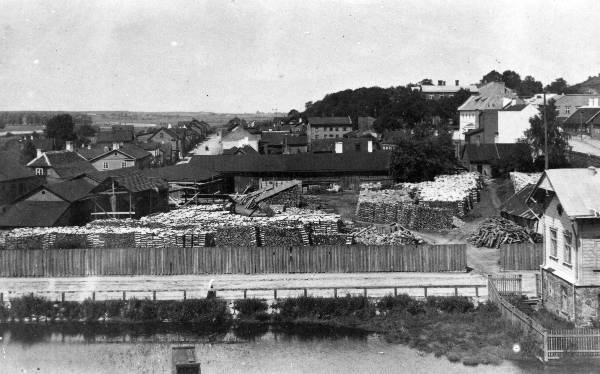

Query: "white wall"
left=457, top=110, right=479, bottom=141
left=496, top=105, right=538, bottom=143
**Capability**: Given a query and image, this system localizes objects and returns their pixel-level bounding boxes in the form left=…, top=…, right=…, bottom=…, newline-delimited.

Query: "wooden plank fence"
left=488, top=275, right=600, bottom=361
left=0, top=244, right=467, bottom=277
left=500, top=243, right=543, bottom=271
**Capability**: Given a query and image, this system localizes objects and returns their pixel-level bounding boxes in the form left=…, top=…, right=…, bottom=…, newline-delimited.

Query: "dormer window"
left=35, top=168, right=44, bottom=176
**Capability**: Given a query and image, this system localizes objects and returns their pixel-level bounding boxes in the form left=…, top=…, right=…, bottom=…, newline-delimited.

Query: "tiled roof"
left=77, top=147, right=107, bottom=160
left=222, top=145, right=258, bottom=155
left=141, top=163, right=220, bottom=183
left=118, top=144, right=152, bottom=160
left=503, top=104, right=528, bottom=111
left=261, top=132, right=307, bottom=146
left=222, top=127, right=260, bottom=142
left=87, top=167, right=168, bottom=193
left=0, top=201, right=70, bottom=228
left=533, top=168, right=600, bottom=218
left=31, top=138, right=55, bottom=151
left=0, top=151, right=35, bottom=181
left=461, top=143, right=530, bottom=163
left=45, top=178, right=96, bottom=202
left=27, top=151, right=96, bottom=178
left=307, top=116, right=352, bottom=126
left=137, top=141, right=162, bottom=151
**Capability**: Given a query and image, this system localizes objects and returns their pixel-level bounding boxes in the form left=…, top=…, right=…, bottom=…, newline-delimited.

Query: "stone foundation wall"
left=542, top=270, right=600, bottom=327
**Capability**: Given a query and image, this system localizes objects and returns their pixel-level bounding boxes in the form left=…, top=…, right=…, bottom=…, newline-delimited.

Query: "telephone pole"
left=544, top=92, right=549, bottom=170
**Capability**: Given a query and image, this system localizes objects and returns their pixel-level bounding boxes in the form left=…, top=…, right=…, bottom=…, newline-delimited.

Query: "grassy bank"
left=0, top=295, right=231, bottom=325
left=2, top=294, right=536, bottom=366
left=236, top=295, right=538, bottom=366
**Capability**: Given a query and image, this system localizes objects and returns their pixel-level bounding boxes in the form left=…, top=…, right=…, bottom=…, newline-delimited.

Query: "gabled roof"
left=31, top=138, right=55, bottom=151
left=137, top=141, right=162, bottom=151
left=562, top=107, right=600, bottom=127
left=503, top=104, right=529, bottom=111
left=222, top=127, right=260, bottom=142
left=118, top=144, right=152, bottom=160
left=27, top=151, right=96, bottom=178
left=532, top=168, right=600, bottom=218
left=44, top=178, right=96, bottom=202
left=77, top=147, right=107, bottom=160
left=307, top=116, right=352, bottom=127
left=0, top=201, right=70, bottom=228
left=149, top=127, right=182, bottom=141
left=500, top=184, right=542, bottom=220
left=0, top=151, right=35, bottom=181
left=86, top=167, right=168, bottom=193
left=261, top=132, right=307, bottom=146
left=461, top=143, right=530, bottom=163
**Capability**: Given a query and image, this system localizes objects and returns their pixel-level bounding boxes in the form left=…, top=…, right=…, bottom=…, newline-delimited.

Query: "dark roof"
left=150, top=127, right=182, bottom=140
left=562, top=107, right=600, bottom=127
left=0, top=201, right=70, bottom=228
left=308, top=117, right=352, bottom=127
left=44, top=178, right=96, bottom=202
left=503, top=104, right=528, bottom=111
left=188, top=152, right=390, bottom=175
left=27, top=151, right=96, bottom=178
left=86, top=167, right=168, bottom=193
left=0, top=151, right=35, bottom=181
left=95, top=129, right=134, bottom=143
left=77, top=147, right=107, bottom=160
left=464, top=128, right=484, bottom=136
left=142, top=163, right=221, bottom=183
left=461, top=143, right=531, bottom=163
left=137, top=141, right=162, bottom=151
left=31, top=138, right=55, bottom=151
left=499, top=184, right=542, bottom=220
left=118, top=144, right=152, bottom=160
left=222, top=145, right=258, bottom=155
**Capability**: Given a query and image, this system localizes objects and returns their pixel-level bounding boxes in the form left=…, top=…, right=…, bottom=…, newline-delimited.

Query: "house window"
left=564, top=232, right=573, bottom=266
left=205, top=146, right=209, bottom=151
left=550, top=228, right=558, bottom=259
left=355, top=143, right=361, bottom=151
left=566, top=107, right=571, bottom=115
left=35, top=168, right=44, bottom=176
left=103, top=161, right=109, bottom=169
left=121, top=161, right=127, bottom=168
left=159, top=132, right=164, bottom=138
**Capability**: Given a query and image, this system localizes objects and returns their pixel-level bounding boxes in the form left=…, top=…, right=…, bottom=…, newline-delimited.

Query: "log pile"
left=260, top=226, right=304, bottom=247
left=312, top=233, right=349, bottom=246
left=510, top=172, right=542, bottom=192
left=353, top=226, right=424, bottom=245
left=214, top=226, right=257, bottom=247
left=467, top=217, right=541, bottom=248
left=396, top=204, right=454, bottom=231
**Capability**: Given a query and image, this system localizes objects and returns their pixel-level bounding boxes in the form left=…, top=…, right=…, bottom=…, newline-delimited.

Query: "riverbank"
left=0, top=294, right=538, bottom=367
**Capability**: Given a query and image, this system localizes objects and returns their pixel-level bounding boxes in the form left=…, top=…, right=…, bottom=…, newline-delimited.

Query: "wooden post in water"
left=172, top=345, right=200, bottom=374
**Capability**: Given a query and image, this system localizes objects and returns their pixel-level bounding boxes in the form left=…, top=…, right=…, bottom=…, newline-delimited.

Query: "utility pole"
left=544, top=92, right=549, bottom=170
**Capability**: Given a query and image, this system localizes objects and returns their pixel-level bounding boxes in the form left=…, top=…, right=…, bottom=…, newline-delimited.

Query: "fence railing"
left=499, top=243, right=544, bottom=271
left=0, top=244, right=467, bottom=277
left=0, top=283, right=488, bottom=304
left=488, top=275, right=600, bottom=361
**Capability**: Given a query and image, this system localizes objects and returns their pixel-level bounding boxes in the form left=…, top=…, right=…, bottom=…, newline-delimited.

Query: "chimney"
left=438, top=80, right=445, bottom=86
left=588, top=166, right=597, bottom=175
left=112, top=142, right=120, bottom=150
left=334, top=141, right=343, bottom=153
left=36, top=148, right=42, bottom=158
left=65, top=141, right=73, bottom=152
left=367, top=140, right=373, bottom=153
left=455, top=80, right=460, bottom=86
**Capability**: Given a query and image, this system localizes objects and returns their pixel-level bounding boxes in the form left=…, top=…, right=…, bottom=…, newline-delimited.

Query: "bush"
left=273, top=296, right=374, bottom=320
left=426, top=296, right=474, bottom=313
left=377, top=294, right=425, bottom=315
left=233, top=298, right=269, bottom=320
left=9, top=295, right=52, bottom=319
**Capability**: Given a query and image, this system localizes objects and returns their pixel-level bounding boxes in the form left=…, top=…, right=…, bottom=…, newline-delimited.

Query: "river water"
left=0, top=324, right=597, bottom=374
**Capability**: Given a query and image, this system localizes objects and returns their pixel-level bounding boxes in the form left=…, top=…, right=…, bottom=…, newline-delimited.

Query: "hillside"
left=567, top=75, right=600, bottom=94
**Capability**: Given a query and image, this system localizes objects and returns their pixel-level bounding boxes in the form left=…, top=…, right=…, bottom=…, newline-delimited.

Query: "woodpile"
left=312, top=233, right=349, bottom=246
left=467, top=217, right=542, bottom=248
left=510, top=172, right=542, bottom=192
left=353, top=226, right=424, bottom=245
left=259, top=226, right=304, bottom=247
left=214, top=226, right=257, bottom=247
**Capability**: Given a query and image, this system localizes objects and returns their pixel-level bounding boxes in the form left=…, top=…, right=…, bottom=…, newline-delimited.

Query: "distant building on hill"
left=306, top=117, right=353, bottom=143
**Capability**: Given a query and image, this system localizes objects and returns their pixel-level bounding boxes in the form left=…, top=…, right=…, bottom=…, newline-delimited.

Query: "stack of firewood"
left=467, top=217, right=540, bottom=248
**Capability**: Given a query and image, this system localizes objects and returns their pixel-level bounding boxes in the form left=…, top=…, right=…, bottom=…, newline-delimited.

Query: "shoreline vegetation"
left=0, top=294, right=537, bottom=366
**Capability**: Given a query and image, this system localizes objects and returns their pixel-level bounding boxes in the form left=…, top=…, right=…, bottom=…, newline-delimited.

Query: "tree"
left=419, top=78, right=433, bottom=85
left=521, top=99, right=571, bottom=169
left=518, top=75, right=543, bottom=97
left=481, top=70, right=503, bottom=84
left=20, top=139, right=37, bottom=164
left=45, top=114, right=76, bottom=149
left=501, top=70, right=522, bottom=90
left=389, top=128, right=458, bottom=182
left=544, top=78, right=569, bottom=94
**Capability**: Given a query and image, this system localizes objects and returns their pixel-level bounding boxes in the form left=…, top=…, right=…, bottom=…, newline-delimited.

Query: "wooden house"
left=530, top=167, right=600, bottom=326
left=77, top=143, right=152, bottom=171
left=460, top=143, right=531, bottom=177
left=148, top=127, right=185, bottom=162
left=26, top=150, right=96, bottom=184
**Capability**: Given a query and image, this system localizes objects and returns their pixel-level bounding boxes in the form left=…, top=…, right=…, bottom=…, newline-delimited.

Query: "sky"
left=1, top=0, right=600, bottom=113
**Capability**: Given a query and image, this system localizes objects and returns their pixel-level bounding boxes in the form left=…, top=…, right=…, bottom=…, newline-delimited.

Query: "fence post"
left=61, top=292, right=65, bottom=303
left=475, top=286, right=479, bottom=298
left=543, top=330, right=549, bottom=362
left=518, top=274, right=523, bottom=295
left=122, top=291, right=126, bottom=301
left=304, top=288, right=307, bottom=297
left=363, top=288, right=367, bottom=297
left=394, top=287, right=397, bottom=297
left=92, top=292, right=95, bottom=301
left=243, top=289, right=247, bottom=299
left=274, top=289, right=277, bottom=299
left=454, top=287, right=458, bottom=297
left=0, top=292, right=3, bottom=304
left=334, top=288, right=338, bottom=298
left=183, top=290, right=187, bottom=300
left=423, top=287, right=428, bottom=298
